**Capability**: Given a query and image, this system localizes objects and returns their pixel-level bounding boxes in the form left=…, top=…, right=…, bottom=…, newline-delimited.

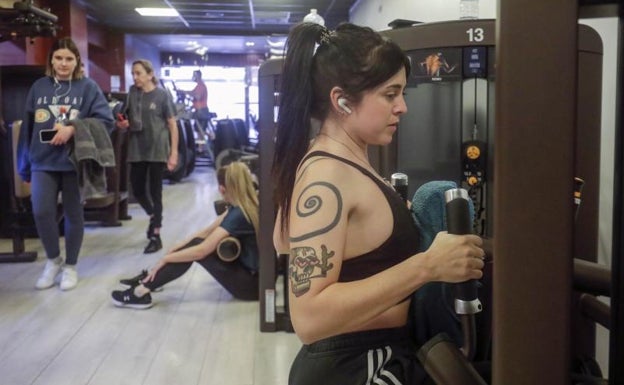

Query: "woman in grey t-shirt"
left=116, top=59, right=179, bottom=254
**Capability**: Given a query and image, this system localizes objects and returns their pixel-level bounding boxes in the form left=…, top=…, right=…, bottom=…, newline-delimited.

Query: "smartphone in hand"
left=39, top=129, right=57, bottom=143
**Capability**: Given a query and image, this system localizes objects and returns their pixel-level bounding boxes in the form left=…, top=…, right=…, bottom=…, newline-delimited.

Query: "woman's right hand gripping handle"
left=423, top=232, right=485, bottom=284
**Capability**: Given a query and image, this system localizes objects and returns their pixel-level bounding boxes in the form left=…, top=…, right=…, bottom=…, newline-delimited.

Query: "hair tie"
left=318, top=28, right=332, bottom=45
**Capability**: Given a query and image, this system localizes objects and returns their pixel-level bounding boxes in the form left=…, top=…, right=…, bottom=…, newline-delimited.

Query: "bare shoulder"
left=290, top=157, right=356, bottom=243
left=293, top=156, right=359, bottom=209
left=295, top=155, right=357, bottom=188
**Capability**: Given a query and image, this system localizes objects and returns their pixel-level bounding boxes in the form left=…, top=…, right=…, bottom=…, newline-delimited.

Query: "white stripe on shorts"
left=366, top=346, right=402, bottom=385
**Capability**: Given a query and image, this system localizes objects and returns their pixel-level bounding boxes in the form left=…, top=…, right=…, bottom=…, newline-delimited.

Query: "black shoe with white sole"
left=119, top=269, right=163, bottom=292
left=119, top=269, right=148, bottom=287
left=111, top=288, right=153, bottom=309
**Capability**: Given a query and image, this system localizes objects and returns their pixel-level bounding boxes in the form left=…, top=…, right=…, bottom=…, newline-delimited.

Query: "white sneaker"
left=60, top=266, right=78, bottom=291
left=35, top=258, right=62, bottom=290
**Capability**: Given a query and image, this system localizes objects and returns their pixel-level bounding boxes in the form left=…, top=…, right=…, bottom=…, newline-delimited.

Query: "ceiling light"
left=245, top=41, right=255, bottom=47
left=135, top=8, right=179, bottom=17
left=205, top=12, right=224, bottom=18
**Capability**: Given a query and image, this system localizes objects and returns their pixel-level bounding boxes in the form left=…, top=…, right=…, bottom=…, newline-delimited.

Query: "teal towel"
left=409, top=180, right=475, bottom=348
left=410, top=180, right=475, bottom=251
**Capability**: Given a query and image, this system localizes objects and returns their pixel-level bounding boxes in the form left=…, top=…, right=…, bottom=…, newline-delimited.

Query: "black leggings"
left=130, top=162, right=164, bottom=228
left=143, top=238, right=258, bottom=301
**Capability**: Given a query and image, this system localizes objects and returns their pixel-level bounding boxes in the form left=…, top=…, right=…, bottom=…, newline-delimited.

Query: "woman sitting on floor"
left=111, top=161, right=259, bottom=308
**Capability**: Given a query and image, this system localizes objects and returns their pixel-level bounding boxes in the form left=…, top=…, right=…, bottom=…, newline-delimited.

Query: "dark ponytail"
left=273, top=22, right=327, bottom=233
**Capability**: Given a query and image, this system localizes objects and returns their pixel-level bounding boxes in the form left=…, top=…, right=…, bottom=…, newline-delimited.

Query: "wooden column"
left=493, top=0, right=577, bottom=383
left=609, top=4, right=624, bottom=383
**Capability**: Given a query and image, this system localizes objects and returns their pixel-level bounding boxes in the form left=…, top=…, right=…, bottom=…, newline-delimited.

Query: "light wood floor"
left=0, top=166, right=301, bottom=385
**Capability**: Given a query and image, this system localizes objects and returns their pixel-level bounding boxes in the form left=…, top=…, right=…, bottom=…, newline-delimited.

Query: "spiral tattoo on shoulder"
left=290, top=181, right=342, bottom=242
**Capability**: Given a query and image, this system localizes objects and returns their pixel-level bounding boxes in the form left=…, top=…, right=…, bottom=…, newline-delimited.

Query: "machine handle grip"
left=445, top=188, right=481, bottom=361
left=445, top=188, right=482, bottom=314
left=391, top=172, right=408, bottom=202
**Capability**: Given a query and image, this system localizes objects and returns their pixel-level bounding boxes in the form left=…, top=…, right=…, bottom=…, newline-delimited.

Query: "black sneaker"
left=144, top=237, right=162, bottom=254
left=119, top=269, right=163, bottom=292
left=111, top=288, right=153, bottom=309
left=119, top=269, right=148, bottom=287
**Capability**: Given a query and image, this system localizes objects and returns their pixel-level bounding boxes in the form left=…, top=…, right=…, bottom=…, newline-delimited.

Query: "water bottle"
left=303, top=8, right=325, bottom=26
left=459, top=0, right=479, bottom=20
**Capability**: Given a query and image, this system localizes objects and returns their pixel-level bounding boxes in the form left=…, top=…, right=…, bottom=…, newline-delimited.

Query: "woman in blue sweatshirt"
left=17, top=37, right=114, bottom=291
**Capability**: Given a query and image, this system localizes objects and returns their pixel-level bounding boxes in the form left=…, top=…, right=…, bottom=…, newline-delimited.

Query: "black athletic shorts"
left=288, top=327, right=431, bottom=385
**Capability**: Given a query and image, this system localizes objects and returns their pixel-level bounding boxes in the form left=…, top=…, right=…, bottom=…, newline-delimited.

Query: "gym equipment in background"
left=0, top=120, right=37, bottom=263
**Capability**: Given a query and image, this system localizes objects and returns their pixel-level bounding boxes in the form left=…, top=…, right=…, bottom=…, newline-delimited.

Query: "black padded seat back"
left=11, top=120, right=30, bottom=199
left=214, top=119, right=239, bottom=156
left=0, top=120, right=38, bottom=262
left=232, top=118, right=249, bottom=147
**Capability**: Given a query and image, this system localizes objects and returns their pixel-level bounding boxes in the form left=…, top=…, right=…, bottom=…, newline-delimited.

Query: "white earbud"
left=337, top=98, right=352, bottom=114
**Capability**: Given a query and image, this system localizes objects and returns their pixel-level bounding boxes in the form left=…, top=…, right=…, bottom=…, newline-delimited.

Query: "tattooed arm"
left=286, top=161, right=485, bottom=344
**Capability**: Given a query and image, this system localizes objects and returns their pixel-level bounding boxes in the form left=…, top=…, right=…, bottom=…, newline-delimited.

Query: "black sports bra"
left=300, top=151, right=421, bottom=282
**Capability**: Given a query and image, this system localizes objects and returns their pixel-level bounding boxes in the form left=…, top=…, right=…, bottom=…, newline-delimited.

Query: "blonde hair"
left=132, top=59, right=159, bottom=85
left=223, top=162, right=259, bottom=234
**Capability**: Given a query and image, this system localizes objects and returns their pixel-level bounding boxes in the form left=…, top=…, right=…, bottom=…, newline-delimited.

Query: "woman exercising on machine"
left=272, top=22, right=485, bottom=384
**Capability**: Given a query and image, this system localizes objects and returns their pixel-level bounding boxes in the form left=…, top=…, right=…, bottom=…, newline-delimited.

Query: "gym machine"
left=257, top=14, right=615, bottom=383
left=0, top=65, right=47, bottom=262
left=378, top=15, right=605, bottom=384
left=257, top=58, right=293, bottom=332
left=493, top=2, right=619, bottom=381
left=0, top=0, right=59, bottom=42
